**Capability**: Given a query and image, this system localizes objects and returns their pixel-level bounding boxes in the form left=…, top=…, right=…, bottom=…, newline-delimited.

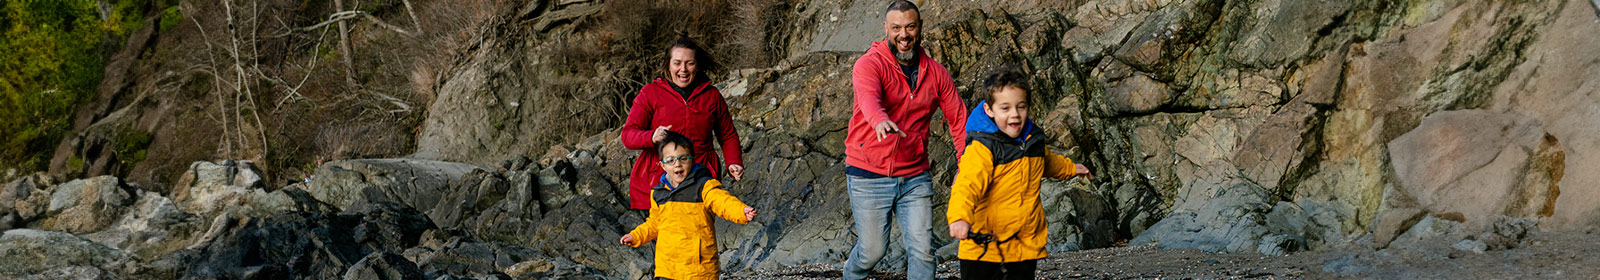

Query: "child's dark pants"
left=959, top=259, right=1037, bottom=280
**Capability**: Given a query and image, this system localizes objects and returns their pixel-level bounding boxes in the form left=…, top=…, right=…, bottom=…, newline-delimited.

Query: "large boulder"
left=0, top=229, right=130, bottom=278
left=81, top=193, right=204, bottom=260
left=304, top=159, right=484, bottom=211
left=182, top=201, right=436, bottom=279
left=1130, top=182, right=1346, bottom=255
left=1382, top=110, right=1562, bottom=237
left=170, top=160, right=269, bottom=217
left=0, top=175, right=53, bottom=231
left=40, top=176, right=133, bottom=234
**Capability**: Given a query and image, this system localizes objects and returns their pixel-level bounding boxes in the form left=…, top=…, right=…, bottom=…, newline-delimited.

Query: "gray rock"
left=1227, top=0, right=1354, bottom=67
left=415, top=242, right=529, bottom=279
left=1388, top=215, right=1465, bottom=249
left=535, top=161, right=578, bottom=211
left=304, top=159, right=484, bottom=211
left=426, top=170, right=511, bottom=231
left=345, top=252, right=425, bottom=280
left=42, top=176, right=132, bottom=233
left=1131, top=182, right=1344, bottom=255
left=1478, top=216, right=1537, bottom=250
left=1131, top=182, right=1274, bottom=253
left=1451, top=239, right=1487, bottom=254
left=1041, top=181, right=1115, bottom=252
left=81, top=193, right=202, bottom=260
left=171, top=161, right=270, bottom=217
left=15, top=266, right=115, bottom=280
left=181, top=201, right=435, bottom=279
left=0, top=229, right=129, bottom=277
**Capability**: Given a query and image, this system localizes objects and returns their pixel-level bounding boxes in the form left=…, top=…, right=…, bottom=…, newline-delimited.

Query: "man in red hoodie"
left=843, top=1, right=967, bottom=279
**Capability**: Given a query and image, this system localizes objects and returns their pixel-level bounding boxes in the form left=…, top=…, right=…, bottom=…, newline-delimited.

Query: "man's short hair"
left=886, top=0, right=918, bottom=15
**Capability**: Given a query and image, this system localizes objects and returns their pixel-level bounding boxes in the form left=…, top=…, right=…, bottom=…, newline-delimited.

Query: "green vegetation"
left=0, top=0, right=161, bottom=172
left=159, top=6, right=182, bottom=32
left=114, top=128, right=152, bottom=166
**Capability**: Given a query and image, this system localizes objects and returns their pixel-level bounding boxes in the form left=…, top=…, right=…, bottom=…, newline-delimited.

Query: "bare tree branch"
left=402, top=0, right=423, bottom=34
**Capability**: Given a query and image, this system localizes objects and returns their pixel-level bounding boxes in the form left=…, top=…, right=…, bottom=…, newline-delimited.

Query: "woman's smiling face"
left=668, top=47, right=698, bottom=88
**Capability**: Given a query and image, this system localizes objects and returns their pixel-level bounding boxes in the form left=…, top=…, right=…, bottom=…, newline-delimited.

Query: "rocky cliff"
left=5, top=0, right=1600, bottom=279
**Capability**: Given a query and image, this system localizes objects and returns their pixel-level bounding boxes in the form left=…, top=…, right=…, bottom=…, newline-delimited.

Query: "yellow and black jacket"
left=627, top=165, right=751, bottom=280
left=947, top=102, right=1082, bottom=263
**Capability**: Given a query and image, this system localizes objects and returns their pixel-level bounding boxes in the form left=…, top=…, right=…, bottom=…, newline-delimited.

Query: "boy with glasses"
left=621, top=131, right=758, bottom=280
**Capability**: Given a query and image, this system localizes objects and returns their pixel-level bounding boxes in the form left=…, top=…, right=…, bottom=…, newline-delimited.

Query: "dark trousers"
left=960, top=259, right=1037, bottom=280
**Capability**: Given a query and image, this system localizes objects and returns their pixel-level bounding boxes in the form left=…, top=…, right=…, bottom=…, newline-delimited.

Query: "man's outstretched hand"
left=874, top=120, right=907, bottom=141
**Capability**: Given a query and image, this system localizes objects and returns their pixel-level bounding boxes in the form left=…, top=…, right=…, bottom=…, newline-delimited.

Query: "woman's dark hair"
left=657, top=130, right=696, bottom=155
left=982, top=68, right=1032, bottom=104
left=662, top=35, right=720, bottom=80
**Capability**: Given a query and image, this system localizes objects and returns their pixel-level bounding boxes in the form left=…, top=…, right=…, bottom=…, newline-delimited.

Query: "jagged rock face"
left=405, top=0, right=1600, bottom=271
left=6, top=0, right=1600, bottom=279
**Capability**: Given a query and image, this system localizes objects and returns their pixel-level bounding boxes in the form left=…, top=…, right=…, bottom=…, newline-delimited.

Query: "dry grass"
left=66, top=0, right=805, bottom=189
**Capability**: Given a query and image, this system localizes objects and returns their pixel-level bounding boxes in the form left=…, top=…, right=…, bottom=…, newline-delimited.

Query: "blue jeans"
left=844, top=172, right=935, bottom=280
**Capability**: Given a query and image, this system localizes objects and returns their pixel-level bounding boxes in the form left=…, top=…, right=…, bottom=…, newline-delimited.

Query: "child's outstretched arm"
left=947, top=141, right=996, bottom=240
left=703, top=180, right=753, bottom=224
left=1043, top=150, right=1091, bottom=181
left=623, top=204, right=662, bottom=247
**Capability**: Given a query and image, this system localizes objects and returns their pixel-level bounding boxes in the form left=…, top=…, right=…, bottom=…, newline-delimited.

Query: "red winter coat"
left=847, top=40, right=968, bottom=177
left=621, top=78, right=743, bottom=210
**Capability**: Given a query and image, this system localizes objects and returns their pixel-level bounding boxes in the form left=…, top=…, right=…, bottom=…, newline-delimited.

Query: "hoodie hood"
left=966, top=100, right=1037, bottom=142
left=658, top=164, right=711, bottom=191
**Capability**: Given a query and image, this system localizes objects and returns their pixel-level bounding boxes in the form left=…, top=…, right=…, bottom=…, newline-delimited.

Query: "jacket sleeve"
left=1043, top=149, right=1080, bottom=181
left=621, top=89, right=657, bottom=150
left=711, top=91, right=744, bottom=167
left=938, top=77, right=969, bottom=155
left=852, top=55, right=892, bottom=127
left=702, top=180, right=752, bottom=224
left=626, top=190, right=661, bottom=247
left=947, top=141, right=994, bottom=225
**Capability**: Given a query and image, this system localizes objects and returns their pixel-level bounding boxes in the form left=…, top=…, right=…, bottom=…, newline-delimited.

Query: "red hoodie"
left=621, top=78, right=743, bottom=210
left=847, top=41, right=968, bottom=177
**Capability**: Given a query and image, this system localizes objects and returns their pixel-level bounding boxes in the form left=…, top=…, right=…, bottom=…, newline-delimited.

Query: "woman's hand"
left=1075, top=164, right=1093, bottom=180
left=744, top=207, right=757, bottom=221
left=949, top=220, right=970, bottom=240
left=728, top=164, right=745, bottom=181
left=651, top=125, right=674, bottom=143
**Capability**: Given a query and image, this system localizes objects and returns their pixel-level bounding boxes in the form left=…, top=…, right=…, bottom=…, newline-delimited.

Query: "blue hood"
left=966, top=100, right=1037, bottom=142
left=658, top=164, right=707, bottom=190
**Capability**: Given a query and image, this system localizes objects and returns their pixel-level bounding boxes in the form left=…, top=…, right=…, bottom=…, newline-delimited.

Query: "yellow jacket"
left=947, top=106, right=1081, bottom=263
left=627, top=166, right=751, bottom=280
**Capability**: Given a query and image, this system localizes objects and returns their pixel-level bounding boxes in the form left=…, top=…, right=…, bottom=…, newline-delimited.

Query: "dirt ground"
left=728, top=230, right=1600, bottom=279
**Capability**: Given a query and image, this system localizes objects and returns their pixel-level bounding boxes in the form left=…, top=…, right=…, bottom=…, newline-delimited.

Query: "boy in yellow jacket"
left=621, top=131, right=757, bottom=280
left=947, top=70, right=1093, bottom=280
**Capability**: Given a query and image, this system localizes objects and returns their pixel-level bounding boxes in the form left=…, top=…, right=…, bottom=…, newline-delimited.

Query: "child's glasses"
left=659, top=155, right=694, bottom=165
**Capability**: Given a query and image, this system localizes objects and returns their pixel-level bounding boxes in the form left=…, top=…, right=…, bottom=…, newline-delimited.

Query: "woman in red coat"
left=619, top=37, right=744, bottom=210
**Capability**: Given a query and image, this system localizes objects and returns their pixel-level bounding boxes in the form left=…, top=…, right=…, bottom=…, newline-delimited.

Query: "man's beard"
left=893, top=38, right=918, bottom=63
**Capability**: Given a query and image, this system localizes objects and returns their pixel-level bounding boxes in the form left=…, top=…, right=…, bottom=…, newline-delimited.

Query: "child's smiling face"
left=658, top=142, right=694, bottom=185
left=985, top=86, right=1029, bottom=139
